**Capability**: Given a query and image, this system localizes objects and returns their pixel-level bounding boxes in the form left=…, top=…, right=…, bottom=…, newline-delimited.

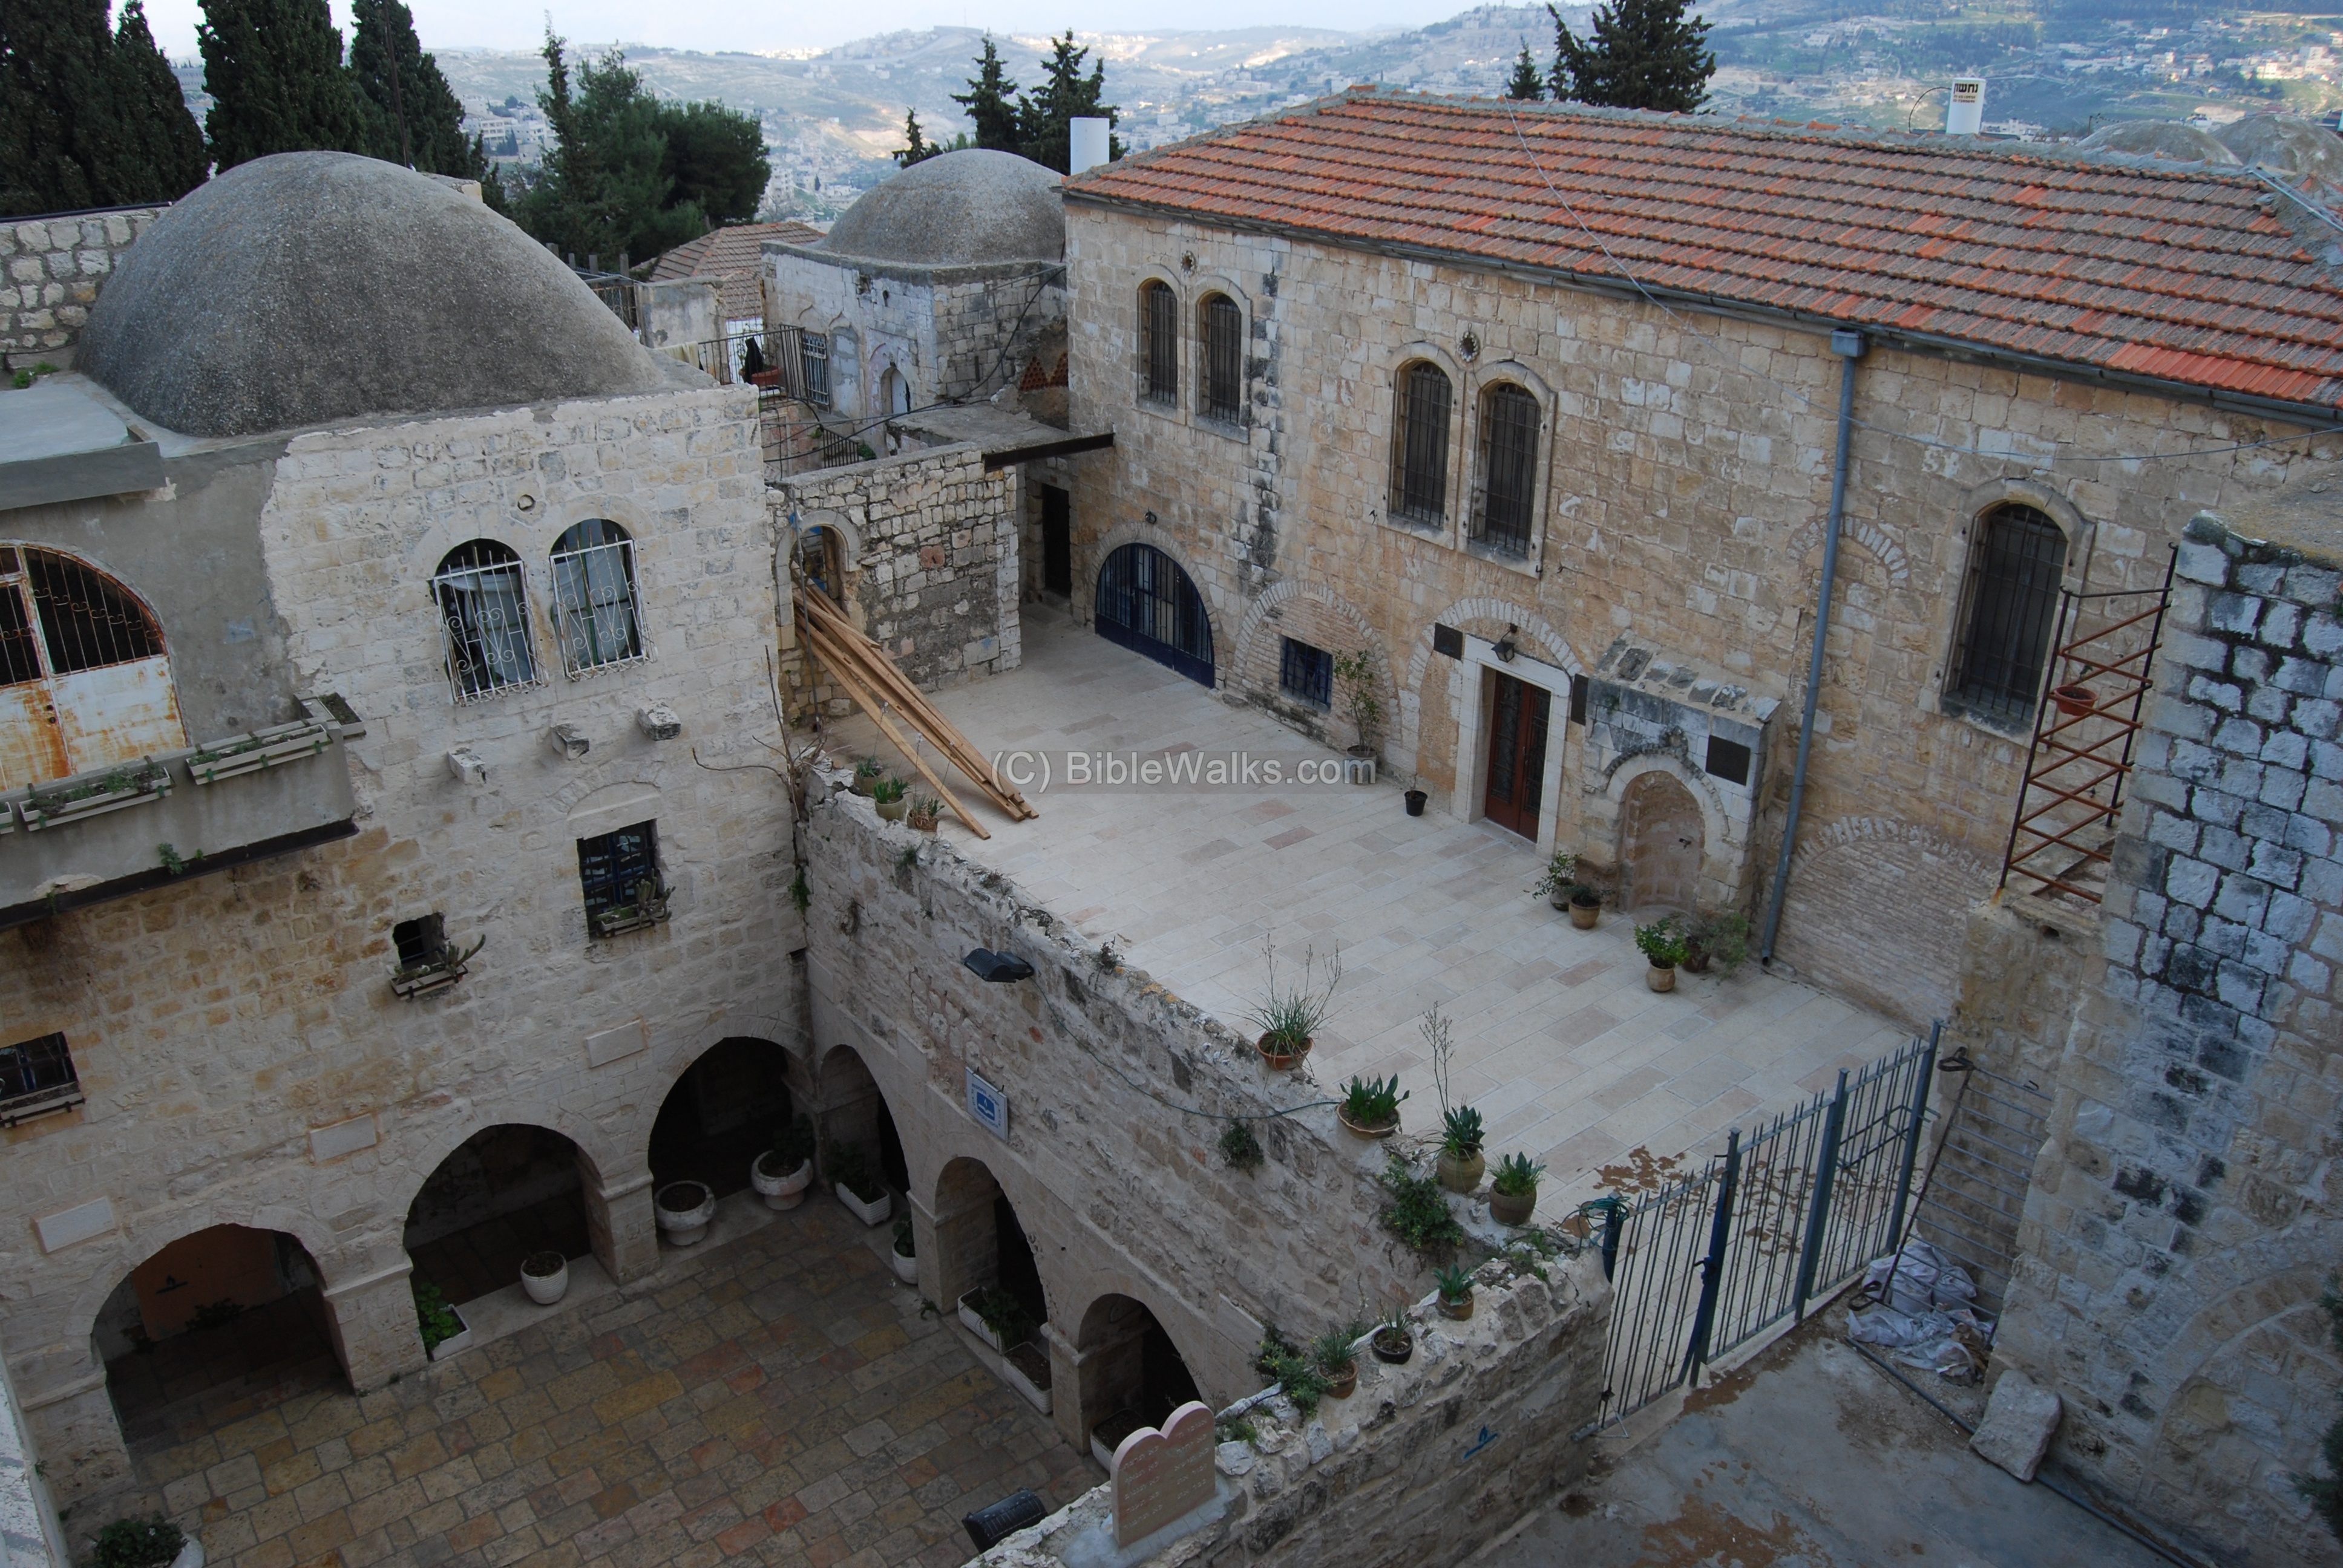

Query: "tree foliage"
left=1506, top=39, right=1547, bottom=100
left=350, top=0, right=480, bottom=176
left=198, top=0, right=368, bottom=171
left=945, top=32, right=1119, bottom=175
left=0, top=0, right=206, bottom=217
left=950, top=37, right=1020, bottom=153
left=1547, top=0, right=1715, bottom=114
left=893, top=109, right=968, bottom=168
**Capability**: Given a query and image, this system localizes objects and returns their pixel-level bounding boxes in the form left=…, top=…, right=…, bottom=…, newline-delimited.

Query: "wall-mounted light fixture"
left=963, top=948, right=1034, bottom=983
left=1493, top=623, right=1519, bottom=662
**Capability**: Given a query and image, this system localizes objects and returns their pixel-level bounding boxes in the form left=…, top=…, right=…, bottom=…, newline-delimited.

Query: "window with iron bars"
left=431, top=540, right=539, bottom=701
left=0, top=544, right=165, bottom=684
left=1279, top=637, right=1332, bottom=708
left=1140, top=280, right=1178, bottom=405
left=1948, top=503, right=2068, bottom=728
left=548, top=520, right=646, bottom=676
left=577, top=820, right=660, bottom=922
left=800, top=332, right=832, bottom=410
left=1388, top=362, right=1453, bottom=527
left=1198, top=293, right=1242, bottom=424
left=1471, top=383, right=1542, bottom=557
left=0, top=1032, right=82, bottom=1127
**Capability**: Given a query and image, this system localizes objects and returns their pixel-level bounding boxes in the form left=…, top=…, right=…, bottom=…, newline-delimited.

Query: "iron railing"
left=1899, top=1047, right=2054, bottom=1317
left=1578, top=1025, right=1940, bottom=1436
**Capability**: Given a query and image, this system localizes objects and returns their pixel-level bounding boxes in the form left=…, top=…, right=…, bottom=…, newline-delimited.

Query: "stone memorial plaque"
left=1112, top=1400, right=1214, bottom=1547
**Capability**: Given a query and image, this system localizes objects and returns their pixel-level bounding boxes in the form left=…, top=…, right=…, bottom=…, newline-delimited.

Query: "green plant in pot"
left=1370, top=1305, right=1413, bottom=1365
left=1530, top=849, right=1580, bottom=910
left=1424, top=1005, right=1484, bottom=1192
left=1434, top=1262, right=1476, bottom=1321
left=1337, top=1073, right=1406, bottom=1138
left=1566, top=881, right=1605, bottom=929
left=1312, top=1326, right=1362, bottom=1400
left=1636, top=916, right=1690, bottom=992
left=1489, top=1151, right=1545, bottom=1226
left=1247, top=935, right=1341, bottom=1070
left=851, top=757, right=883, bottom=796
left=871, top=776, right=909, bottom=822
left=1683, top=911, right=1751, bottom=976
left=906, top=795, right=942, bottom=832
left=93, top=1514, right=184, bottom=1568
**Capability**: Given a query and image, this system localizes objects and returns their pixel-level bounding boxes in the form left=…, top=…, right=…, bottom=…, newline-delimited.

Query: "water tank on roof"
left=1946, top=77, right=1985, bottom=136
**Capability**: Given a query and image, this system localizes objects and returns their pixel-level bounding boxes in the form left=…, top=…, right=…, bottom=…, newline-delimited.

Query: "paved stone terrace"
left=849, top=610, right=1909, bottom=1212
left=116, top=1203, right=1090, bottom=1568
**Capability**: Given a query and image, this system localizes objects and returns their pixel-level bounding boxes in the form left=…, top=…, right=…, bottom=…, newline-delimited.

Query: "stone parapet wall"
left=1993, top=512, right=2343, bottom=1568
left=975, top=1257, right=1607, bottom=1568
left=2, top=208, right=163, bottom=367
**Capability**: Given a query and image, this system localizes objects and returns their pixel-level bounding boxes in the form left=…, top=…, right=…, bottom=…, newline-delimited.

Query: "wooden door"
left=1483, top=670, right=1549, bottom=839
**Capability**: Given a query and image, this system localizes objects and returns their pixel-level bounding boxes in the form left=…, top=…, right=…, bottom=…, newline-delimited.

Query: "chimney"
left=1070, top=117, right=1111, bottom=175
left=1946, top=77, right=1986, bottom=136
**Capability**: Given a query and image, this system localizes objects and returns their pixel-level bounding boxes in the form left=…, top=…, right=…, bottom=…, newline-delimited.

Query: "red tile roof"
left=1066, top=92, right=2343, bottom=416
left=650, top=221, right=823, bottom=322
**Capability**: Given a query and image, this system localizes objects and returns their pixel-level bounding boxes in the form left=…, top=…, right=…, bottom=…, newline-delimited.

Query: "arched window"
left=796, top=524, right=844, bottom=606
left=1139, top=280, right=1178, bottom=405
left=1197, top=293, right=1242, bottom=424
left=549, top=520, right=644, bottom=675
left=0, top=544, right=185, bottom=789
left=1471, top=383, right=1542, bottom=556
left=432, top=540, right=537, bottom=701
left=1388, top=361, right=1452, bottom=526
left=1948, top=503, right=2068, bottom=726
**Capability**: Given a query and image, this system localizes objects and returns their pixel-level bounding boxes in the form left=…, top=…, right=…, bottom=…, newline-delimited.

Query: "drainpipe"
left=1761, top=329, right=1865, bottom=965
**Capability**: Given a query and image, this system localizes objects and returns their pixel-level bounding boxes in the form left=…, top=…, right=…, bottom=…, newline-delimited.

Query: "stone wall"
left=1061, top=202, right=2343, bottom=1030
left=2, top=208, right=162, bottom=368
left=764, top=248, right=1067, bottom=415
left=1992, top=512, right=2343, bottom=1567
left=974, top=1258, right=1608, bottom=1568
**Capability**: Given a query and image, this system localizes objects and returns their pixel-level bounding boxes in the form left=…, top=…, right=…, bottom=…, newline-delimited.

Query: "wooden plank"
left=802, top=632, right=991, bottom=840
left=800, top=617, right=1023, bottom=821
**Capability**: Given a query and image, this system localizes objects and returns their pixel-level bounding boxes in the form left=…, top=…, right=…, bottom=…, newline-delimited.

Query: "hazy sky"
left=137, top=0, right=1448, bottom=62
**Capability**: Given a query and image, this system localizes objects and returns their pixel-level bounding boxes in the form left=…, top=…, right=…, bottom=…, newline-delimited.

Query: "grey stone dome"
left=2077, top=120, right=2240, bottom=166
left=2215, top=114, right=2343, bottom=188
left=819, top=149, right=1063, bottom=267
left=81, top=152, right=668, bottom=439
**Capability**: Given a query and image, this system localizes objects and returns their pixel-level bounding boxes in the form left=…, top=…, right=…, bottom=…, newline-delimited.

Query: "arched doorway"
left=97, top=1225, right=339, bottom=1457
left=1620, top=770, right=1704, bottom=916
left=1075, top=1294, right=1201, bottom=1465
left=817, top=1045, right=906, bottom=1201
left=932, top=1157, right=1050, bottom=1361
left=650, top=1037, right=796, bottom=1199
left=1096, top=543, right=1213, bottom=687
left=405, top=1125, right=593, bottom=1307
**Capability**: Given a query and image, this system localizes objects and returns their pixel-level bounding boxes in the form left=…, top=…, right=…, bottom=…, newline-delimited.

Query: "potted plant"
left=1247, top=935, right=1342, bottom=1071
left=414, top=1281, right=470, bottom=1360
left=1683, top=912, right=1751, bottom=977
left=1404, top=777, right=1427, bottom=817
left=2050, top=683, right=2099, bottom=717
left=520, top=1249, right=568, bottom=1305
left=957, top=1285, right=1034, bottom=1353
left=906, top=795, right=941, bottom=833
left=851, top=758, right=883, bottom=795
left=93, top=1513, right=198, bottom=1568
left=828, top=1143, right=891, bottom=1225
left=1312, top=1328, right=1360, bottom=1400
left=1003, top=1339, right=1053, bottom=1414
left=890, top=1217, right=919, bottom=1282
left=1489, top=1152, right=1544, bottom=1226
left=1370, top=1307, right=1413, bottom=1365
left=390, top=932, right=486, bottom=999
left=1333, top=647, right=1383, bottom=761
left=1337, top=1073, right=1406, bottom=1138
left=871, top=777, right=909, bottom=823
left=1425, top=1005, right=1483, bottom=1192
left=591, top=877, right=672, bottom=938
left=751, top=1114, right=818, bottom=1209
left=23, top=758, right=172, bottom=831
left=1636, top=916, right=1689, bottom=992
left=1567, top=882, right=1604, bottom=930
left=1434, top=1263, right=1475, bottom=1321
left=655, top=1180, right=716, bottom=1245
left=1530, top=849, right=1579, bottom=911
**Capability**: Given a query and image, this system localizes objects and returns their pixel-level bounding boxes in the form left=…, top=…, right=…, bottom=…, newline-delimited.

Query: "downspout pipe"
left=1761, top=329, right=1865, bottom=965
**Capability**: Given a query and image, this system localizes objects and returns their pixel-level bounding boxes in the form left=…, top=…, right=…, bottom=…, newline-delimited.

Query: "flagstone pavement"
left=107, top=1202, right=1092, bottom=1568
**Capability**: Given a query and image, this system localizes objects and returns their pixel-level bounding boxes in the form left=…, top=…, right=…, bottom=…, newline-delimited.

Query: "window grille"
left=548, top=520, right=646, bottom=676
left=0, top=581, right=41, bottom=687
left=800, top=332, right=832, bottom=410
left=1949, top=504, right=2068, bottom=726
left=1279, top=637, right=1332, bottom=708
left=431, top=540, right=539, bottom=701
left=393, top=913, right=448, bottom=969
left=577, top=820, right=660, bottom=920
left=1198, top=294, right=1242, bottom=423
left=1472, top=384, right=1541, bottom=555
left=0, top=545, right=163, bottom=676
left=0, top=1032, right=82, bottom=1126
left=1388, top=362, right=1453, bottom=526
left=1141, top=281, right=1178, bottom=404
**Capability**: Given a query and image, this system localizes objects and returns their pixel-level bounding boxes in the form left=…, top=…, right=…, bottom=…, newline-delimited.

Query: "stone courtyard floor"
left=840, top=609, right=1909, bottom=1214
left=108, top=1200, right=1092, bottom=1568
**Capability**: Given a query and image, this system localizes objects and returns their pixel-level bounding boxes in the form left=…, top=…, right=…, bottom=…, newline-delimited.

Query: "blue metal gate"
left=1096, top=544, right=1214, bottom=687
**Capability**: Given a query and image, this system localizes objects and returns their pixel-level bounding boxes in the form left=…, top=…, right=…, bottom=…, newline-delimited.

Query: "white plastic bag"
left=1861, top=1239, right=1978, bottom=1316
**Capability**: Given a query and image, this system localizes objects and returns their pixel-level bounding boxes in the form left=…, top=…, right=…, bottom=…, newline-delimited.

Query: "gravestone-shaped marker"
left=1111, top=1400, right=1215, bottom=1546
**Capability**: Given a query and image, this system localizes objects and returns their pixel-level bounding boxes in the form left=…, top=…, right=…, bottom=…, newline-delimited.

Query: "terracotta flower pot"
left=1436, top=1148, right=1485, bottom=1194
left=2051, top=684, right=2099, bottom=718
left=1257, top=1033, right=1308, bottom=1071
left=1437, top=1292, right=1474, bottom=1321
left=1337, top=1106, right=1399, bottom=1139
left=1490, top=1189, right=1538, bottom=1226
left=1570, top=900, right=1600, bottom=930
left=1324, top=1363, right=1357, bottom=1399
left=1647, top=964, right=1677, bottom=993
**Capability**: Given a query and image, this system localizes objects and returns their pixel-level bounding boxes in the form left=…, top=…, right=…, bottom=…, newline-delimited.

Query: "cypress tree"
left=108, top=0, right=206, bottom=198
left=350, top=0, right=481, bottom=176
left=198, top=0, right=367, bottom=172
left=1017, top=31, right=1118, bottom=175
left=0, top=0, right=205, bottom=218
left=1506, top=39, right=1546, bottom=100
left=951, top=36, right=1020, bottom=154
left=1547, top=0, right=1715, bottom=114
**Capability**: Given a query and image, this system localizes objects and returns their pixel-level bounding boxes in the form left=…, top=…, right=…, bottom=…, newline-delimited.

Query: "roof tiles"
left=1066, top=93, right=2343, bottom=413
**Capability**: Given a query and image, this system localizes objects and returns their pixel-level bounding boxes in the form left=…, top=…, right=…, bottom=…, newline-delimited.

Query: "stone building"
left=1057, top=90, right=2343, bottom=1028
left=0, top=152, right=805, bottom=1506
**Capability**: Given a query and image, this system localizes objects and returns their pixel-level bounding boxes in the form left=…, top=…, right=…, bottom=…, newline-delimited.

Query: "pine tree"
left=108, top=0, right=206, bottom=198
left=198, top=0, right=367, bottom=172
left=1506, top=40, right=1547, bottom=100
left=1017, top=31, right=1119, bottom=175
left=658, top=100, right=769, bottom=224
left=350, top=0, right=480, bottom=176
left=0, top=0, right=205, bottom=218
left=951, top=36, right=1020, bottom=154
left=1547, top=0, right=1715, bottom=114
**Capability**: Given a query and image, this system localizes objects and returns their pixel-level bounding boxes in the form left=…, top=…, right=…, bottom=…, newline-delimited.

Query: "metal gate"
left=1579, top=1027, right=1940, bottom=1436
left=1096, top=544, right=1214, bottom=687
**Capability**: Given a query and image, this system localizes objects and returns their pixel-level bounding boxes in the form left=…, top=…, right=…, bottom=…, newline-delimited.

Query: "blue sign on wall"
left=968, top=1068, right=1009, bottom=1140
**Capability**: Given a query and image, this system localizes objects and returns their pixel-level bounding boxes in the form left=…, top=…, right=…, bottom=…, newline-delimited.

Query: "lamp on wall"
left=963, top=948, right=1035, bottom=983
left=1493, top=624, right=1519, bottom=662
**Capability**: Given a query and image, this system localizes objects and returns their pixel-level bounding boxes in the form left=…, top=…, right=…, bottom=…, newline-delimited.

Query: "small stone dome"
left=2077, top=120, right=2240, bottom=166
left=818, top=149, right=1063, bottom=267
left=81, top=152, right=669, bottom=439
left=2215, top=114, right=2343, bottom=189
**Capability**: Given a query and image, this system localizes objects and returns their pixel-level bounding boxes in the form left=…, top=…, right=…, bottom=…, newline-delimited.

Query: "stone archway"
left=649, top=1036, right=795, bottom=1200
left=816, top=1044, right=906, bottom=1201
left=1072, top=1293, right=1202, bottom=1465
left=404, top=1125, right=594, bottom=1307
left=930, top=1155, right=1048, bottom=1348
left=1619, top=769, right=1703, bottom=916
